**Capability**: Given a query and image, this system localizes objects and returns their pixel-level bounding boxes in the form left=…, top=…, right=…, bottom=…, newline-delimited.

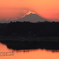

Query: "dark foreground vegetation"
left=0, top=21, right=59, bottom=51
left=0, top=39, right=59, bottom=51
left=0, top=21, right=59, bottom=37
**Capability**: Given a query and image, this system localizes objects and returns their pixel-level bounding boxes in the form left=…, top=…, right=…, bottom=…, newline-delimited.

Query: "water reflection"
left=0, top=43, right=59, bottom=59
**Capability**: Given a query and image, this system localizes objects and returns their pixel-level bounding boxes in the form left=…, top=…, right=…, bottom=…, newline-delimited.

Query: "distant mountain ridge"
left=13, top=13, right=52, bottom=22
left=0, top=13, right=53, bottom=23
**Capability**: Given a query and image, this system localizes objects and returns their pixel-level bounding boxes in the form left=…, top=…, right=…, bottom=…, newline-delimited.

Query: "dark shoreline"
left=1, top=39, right=59, bottom=51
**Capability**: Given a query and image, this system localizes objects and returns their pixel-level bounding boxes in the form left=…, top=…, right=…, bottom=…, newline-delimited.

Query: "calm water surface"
left=0, top=43, right=59, bottom=59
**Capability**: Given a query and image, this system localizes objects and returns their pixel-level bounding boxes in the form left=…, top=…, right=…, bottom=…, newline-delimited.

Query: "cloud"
left=0, top=0, right=59, bottom=22
left=0, top=8, right=32, bottom=20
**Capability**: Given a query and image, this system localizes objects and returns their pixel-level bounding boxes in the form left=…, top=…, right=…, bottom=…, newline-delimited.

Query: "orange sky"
left=0, top=0, right=59, bottom=22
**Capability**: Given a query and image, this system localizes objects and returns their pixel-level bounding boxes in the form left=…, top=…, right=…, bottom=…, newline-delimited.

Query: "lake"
left=0, top=43, right=59, bottom=59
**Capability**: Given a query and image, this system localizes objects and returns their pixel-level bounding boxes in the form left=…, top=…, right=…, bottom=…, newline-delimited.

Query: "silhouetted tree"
left=0, top=21, right=59, bottom=37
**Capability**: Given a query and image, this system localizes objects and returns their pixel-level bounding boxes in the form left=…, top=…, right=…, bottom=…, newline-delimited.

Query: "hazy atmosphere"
left=0, top=0, right=59, bottom=59
left=0, top=0, right=59, bottom=22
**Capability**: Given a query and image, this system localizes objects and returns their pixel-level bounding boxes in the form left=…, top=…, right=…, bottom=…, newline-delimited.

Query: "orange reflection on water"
left=0, top=43, right=59, bottom=59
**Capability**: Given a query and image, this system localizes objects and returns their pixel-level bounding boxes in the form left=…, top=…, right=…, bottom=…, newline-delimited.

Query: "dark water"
left=0, top=43, right=59, bottom=59
left=1, top=40, right=59, bottom=50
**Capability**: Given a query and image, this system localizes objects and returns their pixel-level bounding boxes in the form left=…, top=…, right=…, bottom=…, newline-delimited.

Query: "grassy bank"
left=0, top=36, right=59, bottom=41
left=0, top=36, right=59, bottom=50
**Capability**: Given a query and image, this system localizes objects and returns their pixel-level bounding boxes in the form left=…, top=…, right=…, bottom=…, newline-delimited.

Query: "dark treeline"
left=0, top=21, right=59, bottom=37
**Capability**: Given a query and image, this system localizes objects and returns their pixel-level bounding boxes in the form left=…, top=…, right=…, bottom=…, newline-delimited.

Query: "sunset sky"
left=0, top=0, right=59, bottom=22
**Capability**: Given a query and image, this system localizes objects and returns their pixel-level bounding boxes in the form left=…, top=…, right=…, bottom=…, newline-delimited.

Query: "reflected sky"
left=0, top=43, right=59, bottom=59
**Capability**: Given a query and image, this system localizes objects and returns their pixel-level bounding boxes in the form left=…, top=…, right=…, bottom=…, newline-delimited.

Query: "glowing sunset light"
left=0, top=0, right=59, bottom=22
